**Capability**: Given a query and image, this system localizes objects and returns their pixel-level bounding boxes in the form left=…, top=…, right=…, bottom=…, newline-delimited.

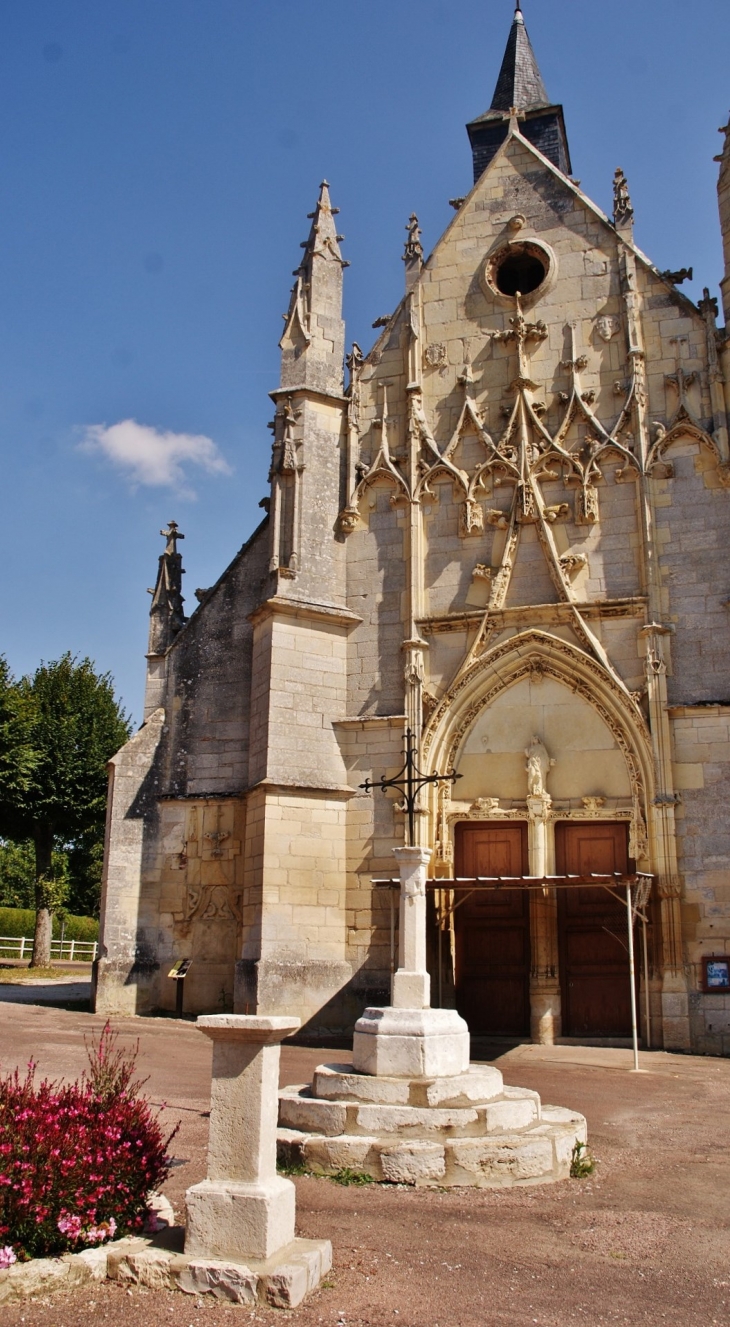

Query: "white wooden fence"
left=0, top=936, right=97, bottom=962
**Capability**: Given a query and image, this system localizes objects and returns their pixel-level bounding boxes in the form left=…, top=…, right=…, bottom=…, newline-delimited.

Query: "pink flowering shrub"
left=0, top=1023, right=177, bottom=1262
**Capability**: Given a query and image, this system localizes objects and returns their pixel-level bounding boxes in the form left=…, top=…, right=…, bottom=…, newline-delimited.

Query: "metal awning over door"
left=373, top=873, right=653, bottom=1070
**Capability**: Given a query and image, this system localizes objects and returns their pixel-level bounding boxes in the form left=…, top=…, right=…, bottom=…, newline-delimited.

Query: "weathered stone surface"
left=313, top=1063, right=411, bottom=1105
left=301, top=1132, right=380, bottom=1176
left=0, top=1257, right=71, bottom=1303
left=185, top=1015, right=300, bottom=1268
left=144, top=1191, right=175, bottom=1232
left=0, top=1235, right=332, bottom=1309
left=72, top=1246, right=109, bottom=1282
left=353, top=1103, right=480, bottom=1137
left=541, top=1104, right=587, bottom=1142
left=447, top=1136, right=555, bottom=1185
left=106, top=1238, right=152, bottom=1278
left=553, top=1128, right=582, bottom=1174
left=484, top=1098, right=539, bottom=1132
left=112, top=1248, right=177, bottom=1291
left=378, top=1141, right=446, bottom=1184
left=352, top=1007, right=470, bottom=1079
left=265, top=1262, right=308, bottom=1309
left=185, top=1177, right=296, bottom=1263
left=308, top=1063, right=505, bottom=1108
left=176, top=1259, right=258, bottom=1303
left=278, top=1088, right=348, bottom=1136
left=423, top=1068, right=504, bottom=1107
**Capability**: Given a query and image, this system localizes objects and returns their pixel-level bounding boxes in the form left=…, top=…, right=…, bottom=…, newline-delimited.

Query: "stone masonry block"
left=176, top=1259, right=258, bottom=1303
left=353, top=1104, right=479, bottom=1137
left=378, top=1141, right=446, bottom=1184
left=484, top=1098, right=538, bottom=1132
left=447, top=1136, right=554, bottom=1186
left=278, top=1089, right=347, bottom=1136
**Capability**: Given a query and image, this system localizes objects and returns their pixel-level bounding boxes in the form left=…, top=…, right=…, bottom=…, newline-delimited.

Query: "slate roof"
left=472, top=4, right=550, bottom=125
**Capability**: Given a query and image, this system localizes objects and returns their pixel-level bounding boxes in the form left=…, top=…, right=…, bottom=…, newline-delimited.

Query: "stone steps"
left=276, top=1063, right=587, bottom=1188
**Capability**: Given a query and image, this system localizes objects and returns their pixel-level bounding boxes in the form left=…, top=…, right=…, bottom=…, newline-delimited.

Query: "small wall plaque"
left=702, top=956, right=730, bottom=993
left=168, top=958, right=192, bottom=980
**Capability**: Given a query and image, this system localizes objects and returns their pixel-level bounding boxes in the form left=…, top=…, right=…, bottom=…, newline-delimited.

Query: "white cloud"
left=79, top=418, right=232, bottom=498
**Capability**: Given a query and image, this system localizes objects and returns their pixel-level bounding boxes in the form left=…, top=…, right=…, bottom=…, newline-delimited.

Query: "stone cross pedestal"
left=392, top=845, right=431, bottom=1009
left=352, top=845, right=470, bottom=1078
left=278, top=848, right=588, bottom=1188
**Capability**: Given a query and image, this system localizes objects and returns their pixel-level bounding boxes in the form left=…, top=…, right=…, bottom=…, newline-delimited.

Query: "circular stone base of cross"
left=277, top=1062, right=586, bottom=1188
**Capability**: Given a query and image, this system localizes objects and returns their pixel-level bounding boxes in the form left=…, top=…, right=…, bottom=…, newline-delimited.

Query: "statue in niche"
left=525, top=736, right=555, bottom=797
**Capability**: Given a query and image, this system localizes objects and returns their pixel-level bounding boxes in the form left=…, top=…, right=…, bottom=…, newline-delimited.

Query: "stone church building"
left=95, top=5, right=730, bottom=1056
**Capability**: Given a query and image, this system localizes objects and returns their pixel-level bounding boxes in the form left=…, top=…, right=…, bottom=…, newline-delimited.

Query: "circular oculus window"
left=481, top=239, right=555, bottom=305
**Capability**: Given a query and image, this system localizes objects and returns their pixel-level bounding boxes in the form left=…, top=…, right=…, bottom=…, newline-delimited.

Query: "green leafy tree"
left=0, top=839, right=70, bottom=910
left=0, top=655, right=131, bottom=966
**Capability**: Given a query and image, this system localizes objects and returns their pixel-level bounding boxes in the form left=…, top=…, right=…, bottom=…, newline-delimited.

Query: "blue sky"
left=2, top=0, right=729, bottom=724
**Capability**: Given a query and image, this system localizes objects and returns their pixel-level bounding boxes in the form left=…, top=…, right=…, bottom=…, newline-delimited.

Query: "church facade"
left=95, top=6, right=730, bottom=1056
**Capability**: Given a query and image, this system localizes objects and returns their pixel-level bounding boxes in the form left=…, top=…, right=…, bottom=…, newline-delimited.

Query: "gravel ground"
left=1, top=1005, right=729, bottom=1326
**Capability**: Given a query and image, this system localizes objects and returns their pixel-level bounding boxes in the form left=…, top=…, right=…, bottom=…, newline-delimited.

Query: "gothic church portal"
left=95, top=5, right=730, bottom=1056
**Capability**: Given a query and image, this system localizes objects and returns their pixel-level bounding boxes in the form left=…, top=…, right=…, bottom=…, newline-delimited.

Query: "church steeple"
left=466, top=3, right=571, bottom=184
left=490, top=3, right=549, bottom=114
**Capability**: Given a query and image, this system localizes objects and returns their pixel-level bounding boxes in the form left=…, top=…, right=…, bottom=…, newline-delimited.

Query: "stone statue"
left=525, top=736, right=554, bottom=796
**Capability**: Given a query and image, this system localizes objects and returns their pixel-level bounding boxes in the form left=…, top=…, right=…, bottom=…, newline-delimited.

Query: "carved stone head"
left=595, top=316, right=620, bottom=343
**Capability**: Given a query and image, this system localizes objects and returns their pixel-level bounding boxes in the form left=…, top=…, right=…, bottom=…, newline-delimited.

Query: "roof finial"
left=160, top=520, right=184, bottom=556
left=515, top=1, right=524, bottom=19
left=613, top=167, right=634, bottom=230
left=403, top=214, right=423, bottom=264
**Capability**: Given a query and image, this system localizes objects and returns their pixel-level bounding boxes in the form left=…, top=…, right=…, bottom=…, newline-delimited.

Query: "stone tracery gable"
left=421, top=630, right=653, bottom=816
left=645, top=412, right=730, bottom=485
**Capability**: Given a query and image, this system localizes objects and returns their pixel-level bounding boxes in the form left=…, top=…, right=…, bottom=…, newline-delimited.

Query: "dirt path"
left=1, top=1005, right=729, bottom=1325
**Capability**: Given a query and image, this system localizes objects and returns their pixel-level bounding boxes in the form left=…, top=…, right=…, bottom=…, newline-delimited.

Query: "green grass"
left=0, top=965, right=70, bottom=982
left=570, top=1140, right=595, bottom=1178
left=277, top=1157, right=309, bottom=1177
left=277, top=1157, right=375, bottom=1186
left=331, top=1167, right=374, bottom=1186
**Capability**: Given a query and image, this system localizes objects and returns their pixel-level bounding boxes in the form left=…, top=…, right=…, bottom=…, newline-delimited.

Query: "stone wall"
left=163, top=522, right=270, bottom=798
left=671, top=704, right=730, bottom=1055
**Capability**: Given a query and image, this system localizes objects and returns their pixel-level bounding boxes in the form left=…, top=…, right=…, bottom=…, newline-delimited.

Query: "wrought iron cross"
left=360, top=726, right=461, bottom=846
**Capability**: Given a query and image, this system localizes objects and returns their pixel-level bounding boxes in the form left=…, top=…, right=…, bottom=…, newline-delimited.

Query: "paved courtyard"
left=1, top=1001, right=729, bottom=1325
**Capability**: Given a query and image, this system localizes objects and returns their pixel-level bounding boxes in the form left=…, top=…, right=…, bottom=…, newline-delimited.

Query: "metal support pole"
left=176, top=976, right=185, bottom=1019
left=626, top=883, right=640, bottom=1072
left=642, top=917, right=651, bottom=1050
left=389, top=889, right=395, bottom=1001
left=438, top=896, right=442, bottom=1009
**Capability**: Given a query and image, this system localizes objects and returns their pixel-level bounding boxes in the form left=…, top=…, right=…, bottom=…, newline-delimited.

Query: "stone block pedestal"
left=184, top=1014, right=331, bottom=1306
left=353, top=1006, right=470, bottom=1078
left=185, top=1177, right=295, bottom=1263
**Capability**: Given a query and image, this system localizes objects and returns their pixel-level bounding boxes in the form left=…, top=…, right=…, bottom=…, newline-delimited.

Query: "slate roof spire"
left=466, top=4, right=572, bottom=184
left=490, top=3, right=550, bottom=114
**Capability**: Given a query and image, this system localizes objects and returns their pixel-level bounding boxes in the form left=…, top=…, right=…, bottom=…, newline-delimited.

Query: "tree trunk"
left=31, top=823, right=53, bottom=968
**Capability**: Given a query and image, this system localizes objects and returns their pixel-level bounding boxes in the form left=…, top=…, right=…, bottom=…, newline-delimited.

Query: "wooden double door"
left=454, top=821, right=635, bottom=1039
left=454, top=822, right=531, bottom=1035
left=555, top=820, right=635, bottom=1039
